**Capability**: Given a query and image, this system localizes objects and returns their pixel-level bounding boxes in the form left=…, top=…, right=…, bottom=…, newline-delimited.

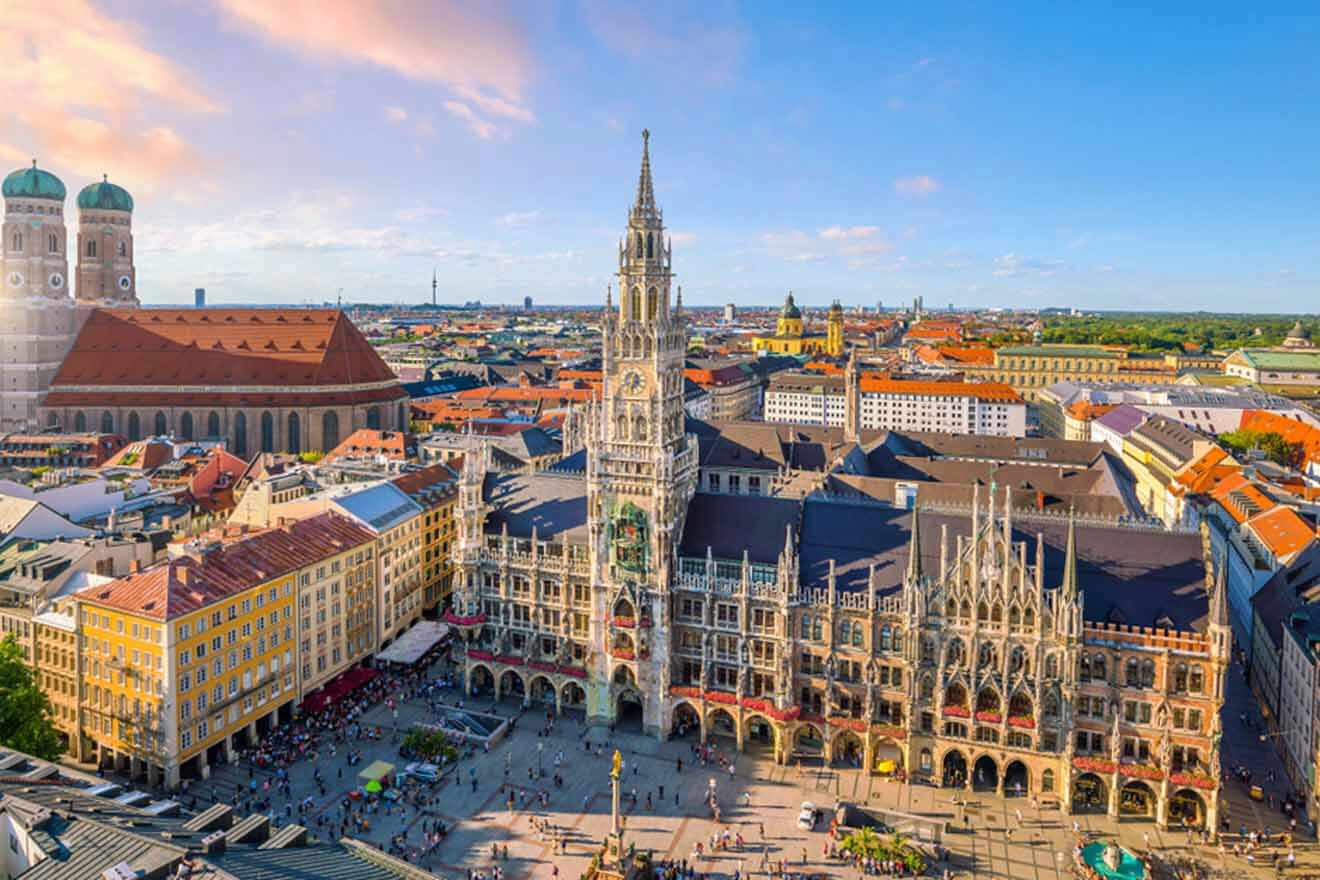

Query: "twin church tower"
left=0, top=162, right=138, bottom=430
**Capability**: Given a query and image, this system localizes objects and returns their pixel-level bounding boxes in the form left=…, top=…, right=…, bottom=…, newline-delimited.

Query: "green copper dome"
left=781, top=291, right=802, bottom=319
left=2, top=161, right=66, bottom=201
left=77, top=176, right=133, bottom=212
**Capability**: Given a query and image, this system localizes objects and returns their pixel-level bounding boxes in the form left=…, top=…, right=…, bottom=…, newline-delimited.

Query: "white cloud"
left=670, top=231, right=697, bottom=245
left=384, top=106, right=409, bottom=123
left=217, top=0, right=534, bottom=138
left=495, top=210, right=548, bottom=228
left=993, top=253, right=1063, bottom=278
left=895, top=175, right=940, bottom=196
left=444, top=100, right=497, bottom=140
left=818, top=225, right=881, bottom=240
left=0, top=0, right=219, bottom=189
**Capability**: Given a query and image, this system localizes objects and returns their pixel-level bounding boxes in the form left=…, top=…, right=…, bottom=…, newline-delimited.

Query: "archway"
left=1004, top=760, right=1029, bottom=797
left=528, top=675, right=555, bottom=706
left=743, top=713, right=776, bottom=754
left=499, top=670, right=525, bottom=703
left=672, top=702, right=700, bottom=739
left=469, top=664, right=494, bottom=697
left=1169, top=788, right=1206, bottom=829
left=832, top=730, right=864, bottom=768
left=794, top=724, right=824, bottom=762
left=561, top=682, right=586, bottom=711
left=706, top=708, right=737, bottom=743
left=942, top=750, right=968, bottom=787
left=973, top=755, right=999, bottom=792
left=615, top=690, right=644, bottom=731
left=872, top=738, right=903, bottom=775
left=1072, top=773, right=1107, bottom=814
left=1119, top=780, right=1156, bottom=818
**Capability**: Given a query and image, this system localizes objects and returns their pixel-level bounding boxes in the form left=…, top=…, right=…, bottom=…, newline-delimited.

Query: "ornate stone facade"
left=449, top=134, right=1229, bottom=830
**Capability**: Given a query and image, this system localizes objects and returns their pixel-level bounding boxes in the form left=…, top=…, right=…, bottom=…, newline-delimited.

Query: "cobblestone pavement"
left=88, top=655, right=1320, bottom=879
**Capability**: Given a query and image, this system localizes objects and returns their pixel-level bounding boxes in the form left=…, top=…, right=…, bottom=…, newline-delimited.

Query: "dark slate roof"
left=483, top=471, right=588, bottom=542
left=400, top=374, right=484, bottom=399
left=679, top=493, right=801, bottom=564
left=213, top=843, right=411, bottom=880
left=795, top=503, right=1209, bottom=631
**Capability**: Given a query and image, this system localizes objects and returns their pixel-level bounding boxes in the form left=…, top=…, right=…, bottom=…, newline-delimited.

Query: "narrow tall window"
left=87, top=240, right=96, bottom=258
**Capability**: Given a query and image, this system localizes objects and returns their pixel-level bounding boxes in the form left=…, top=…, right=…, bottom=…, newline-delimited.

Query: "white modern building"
left=764, top=372, right=1026, bottom=437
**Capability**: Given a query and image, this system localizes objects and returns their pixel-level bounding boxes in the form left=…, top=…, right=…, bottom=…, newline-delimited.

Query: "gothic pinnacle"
left=635, top=129, right=656, bottom=214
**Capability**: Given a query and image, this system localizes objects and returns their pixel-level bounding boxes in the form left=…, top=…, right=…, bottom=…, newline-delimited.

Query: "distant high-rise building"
left=876, top=300, right=883, bottom=314
left=194, top=287, right=205, bottom=307
left=524, top=295, right=533, bottom=310
left=723, top=303, right=736, bottom=322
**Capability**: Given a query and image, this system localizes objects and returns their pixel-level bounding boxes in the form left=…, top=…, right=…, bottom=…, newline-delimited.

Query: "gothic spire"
left=906, top=505, right=922, bottom=586
left=634, top=129, right=656, bottom=216
left=1062, top=507, right=1078, bottom=599
left=1210, top=548, right=1230, bottom=629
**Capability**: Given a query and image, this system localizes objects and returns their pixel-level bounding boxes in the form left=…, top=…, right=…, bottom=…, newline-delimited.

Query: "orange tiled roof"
left=102, top=438, right=174, bottom=470
left=935, top=346, right=996, bottom=366
left=1209, top=471, right=1278, bottom=523
left=323, top=429, right=416, bottom=463
left=1240, top=410, right=1320, bottom=467
left=1171, top=446, right=1241, bottom=497
left=79, top=512, right=376, bottom=620
left=1066, top=401, right=1118, bottom=421
left=391, top=464, right=457, bottom=500
left=857, top=377, right=1022, bottom=403
left=1246, top=505, right=1317, bottom=561
left=48, top=309, right=397, bottom=395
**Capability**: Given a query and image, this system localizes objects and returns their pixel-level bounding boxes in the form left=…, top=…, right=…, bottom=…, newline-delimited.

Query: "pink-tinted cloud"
left=0, top=0, right=219, bottom=189
left=444, top=101, right=497, bottom=140
left=895, top=175, right=940, bottom=196
left=216, top=0, right=534, bottom=136
left=819, top=225, right=881, bottom=240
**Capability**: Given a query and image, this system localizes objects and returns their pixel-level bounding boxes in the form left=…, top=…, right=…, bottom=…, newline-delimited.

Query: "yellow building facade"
left=960, top=345, right=1210, bottom=401
left=75, top=512, right=378, bottom=789
left=752, top=293, right=844, bottom=356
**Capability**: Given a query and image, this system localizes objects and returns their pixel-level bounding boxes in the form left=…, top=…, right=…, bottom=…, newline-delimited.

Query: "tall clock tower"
left=586, top=131, right=699, bottom=734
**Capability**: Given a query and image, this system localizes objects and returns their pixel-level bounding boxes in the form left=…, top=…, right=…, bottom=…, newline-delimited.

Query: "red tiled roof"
left=50, top=308, right=398, bottom=390
left=1246, top=505, right=1317, bottom=560
left=1239, top=410, right=1320, bottom=467
left=79, top=512, right=376, bottom=620
left=391, top=464, right=458, bottom=503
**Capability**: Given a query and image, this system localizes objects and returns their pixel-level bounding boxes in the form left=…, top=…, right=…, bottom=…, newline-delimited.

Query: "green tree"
left=0, top=636, right=63, bottom=760
left=839, top=826, right=884, bottom=859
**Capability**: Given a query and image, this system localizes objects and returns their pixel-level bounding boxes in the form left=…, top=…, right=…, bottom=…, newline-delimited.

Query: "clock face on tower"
left=117, top=275, right=132, bottom=291
left=48, top=272, right=63, bottom=290
left=620, top=369, right=646, bottom=395
left=6, top=272, right=23, bottom=289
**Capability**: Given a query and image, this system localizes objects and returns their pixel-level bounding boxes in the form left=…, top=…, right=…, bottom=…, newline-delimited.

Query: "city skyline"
left=3, top=2, right=1318, bottom=310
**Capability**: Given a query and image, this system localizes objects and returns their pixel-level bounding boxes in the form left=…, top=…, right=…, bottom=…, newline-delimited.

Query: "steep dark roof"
left=483, top=472, right=588, bottom=543
left=679, top=494, right=800, bottom=564
left=796, top=503, right=1209, bottom=630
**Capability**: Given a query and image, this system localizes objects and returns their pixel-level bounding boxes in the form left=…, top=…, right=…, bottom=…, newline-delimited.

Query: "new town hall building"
left=447, top=134, right=1231, bottom=830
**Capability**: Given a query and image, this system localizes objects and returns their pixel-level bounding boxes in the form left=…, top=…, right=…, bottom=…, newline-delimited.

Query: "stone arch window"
left=1093, top=655, right=1107, bottom=682
left=976, top=601, right=988, bottom=621
left=366, top=407, right=381, bottom=430
left=1010, top=646, right=1027, bottom=674
left=838, top=620, right=851, bottom=644
left=100, top=411, right=114, bottom=434
left=634, top=232, right=644, bottom=258
left=287, top=413, right=301, bottom=454
left=260, top=412, right=275, bottom=453
left=179, top=412, right=194, bottom=440
left=48, top=233, right=57, bottom=254
left=74, top=411, right=87, bottom=432
left=647, top=287, right=657, bottom=321
left=615, top=413, right=628, bottom=441
left=960, top=600, right=971, bottom=620
left=117, top=241, right=126, bottom=257
left=322, top=411, right=340, bottom=450
left=645, top=232, right=653, bottom=259
left=629, top=286, right=642, bottom=319
left=944, top=682, right=968, bottom=709
left=1141, top=659, right=1156, bottom=688
left=920, top=636, right=936, bottom=663
left=633, top=415, right=647, bottom=442
left=879, top=625, right=891, bottom=652
left=919, top=676, right=934, bottom=701
left=946, top=599, right=957, bottom=618
left=800, top=614, right=812, bottom=640
left=1079, top=655, right=1091, bottom=681
left=1023, top=606, right=1035, bottom=627
left=87, top=239, right=96, bottom=258
left=233, top=412, right=248, bottom=458
left=206, top=411, right=221, bottom=438
left=991, top=603, right=1003, bottom=625
left=153, top=411, right=167, bottom=437
left=1125, top=658, right=1140, bottom=687
left=1009, top=605, right=1021, bottom=628
left=1041, top=769, right=1054, bottom=792
left=1008, top=692, right=1033, bottom=718
left=1043, top=690, right=1059, bottom=718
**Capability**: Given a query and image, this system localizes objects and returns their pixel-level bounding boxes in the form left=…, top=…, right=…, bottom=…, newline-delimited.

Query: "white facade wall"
left=764, top=386, right=1026, bottom=437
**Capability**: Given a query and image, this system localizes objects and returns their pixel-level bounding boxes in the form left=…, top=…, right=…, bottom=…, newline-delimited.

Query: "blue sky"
left=3, top=2, right=1318, bottom=310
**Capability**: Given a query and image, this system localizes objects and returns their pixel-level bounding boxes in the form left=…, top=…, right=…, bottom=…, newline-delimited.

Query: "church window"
left=260, top=412, right=274, bottom=453
left=48, top=234, right=57, bottom=253
left=322, top=411, right=339, bottom=450
left=366, top=406, right=381, bottom=430
left=852, top=623, right=863, bottom=647
left=127, top=412, right=141, bottom=441
left=87, top=240, right=96, bottom=258
left=645, top=233, right=653, bottom=259
left=179, top=412, right=194, bottom=441
left=74, top=411, right=87, bottom=432
left=153, top=411, right=167, bottom=437
left=10, top=232, right=21, bottom=251
left=629, top=287, right=641, bottom=319
left=100, top=411, right=114, bottom=433
left=206, top=411, right=221, bottom=438
left=287, top=413, right=301, bottom=454
left=117, top=241, right=126, bottom=257
left=647, top=287, right=657, bottom=321
left=800, top=614, right=811, bottom=640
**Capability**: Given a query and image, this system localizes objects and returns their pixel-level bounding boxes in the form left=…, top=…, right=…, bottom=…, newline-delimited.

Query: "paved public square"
left=120, top=654, right=1320, bottom=880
